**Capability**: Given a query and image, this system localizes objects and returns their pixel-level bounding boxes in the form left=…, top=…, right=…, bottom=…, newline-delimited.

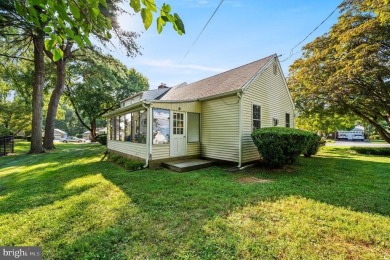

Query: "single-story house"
left=104, top=54, right=295, bottom=168
left=82, top=127, right=108, bottom=140
left=48, top=129, right=67, bottom=140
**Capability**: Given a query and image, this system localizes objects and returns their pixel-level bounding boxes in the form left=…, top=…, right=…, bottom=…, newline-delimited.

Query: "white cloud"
left=142, top=59, right=226, bottom=73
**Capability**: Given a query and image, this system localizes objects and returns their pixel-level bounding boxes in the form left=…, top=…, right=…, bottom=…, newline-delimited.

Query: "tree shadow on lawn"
left=0, top=147, right=103, bottom=214
left=1, top=143, right=389, bottom=258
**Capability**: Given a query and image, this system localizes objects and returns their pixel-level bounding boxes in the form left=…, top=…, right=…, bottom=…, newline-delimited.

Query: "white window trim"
left=252, top=102, right=262, bottom=131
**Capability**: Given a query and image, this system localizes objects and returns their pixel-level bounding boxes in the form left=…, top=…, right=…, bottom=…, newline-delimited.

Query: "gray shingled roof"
left=161, top=54, right=276, bottom=101
left=142, top=87, right=171, bottom=100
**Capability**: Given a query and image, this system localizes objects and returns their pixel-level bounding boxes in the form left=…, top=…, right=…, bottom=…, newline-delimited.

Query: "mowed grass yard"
left=0, top=142, right=389, bottom=259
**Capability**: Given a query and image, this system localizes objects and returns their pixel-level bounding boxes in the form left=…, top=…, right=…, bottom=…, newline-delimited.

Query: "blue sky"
left=113, top=0, right=342, bottom=89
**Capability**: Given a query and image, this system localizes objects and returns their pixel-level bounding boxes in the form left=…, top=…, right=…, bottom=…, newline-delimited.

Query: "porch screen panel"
left=139, top=110, right=147, bottom=144
left=131, top=111, right=139, bottom=143
left=187, top=113, right=200, bottom=142
left=124, top=113, right=132, bottom=141
left=115, top=117, right=120, bottom=140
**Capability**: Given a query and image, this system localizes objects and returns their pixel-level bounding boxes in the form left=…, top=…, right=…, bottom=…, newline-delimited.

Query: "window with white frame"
left=187, top=113, right=200, bottom=142
left=252, top=104, right=261, bottom=131
left=285, top=113, right=291, bottom=128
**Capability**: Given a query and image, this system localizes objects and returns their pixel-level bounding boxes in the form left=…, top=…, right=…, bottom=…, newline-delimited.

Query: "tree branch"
left=0, top=53, right=33, bottom=62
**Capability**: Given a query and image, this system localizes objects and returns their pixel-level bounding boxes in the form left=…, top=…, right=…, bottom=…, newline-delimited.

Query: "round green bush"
left=251, top=127, right=312, bottom=168
left=304, top=134, right=325, bottom=157
left=97, top=134, right=107, bottom=145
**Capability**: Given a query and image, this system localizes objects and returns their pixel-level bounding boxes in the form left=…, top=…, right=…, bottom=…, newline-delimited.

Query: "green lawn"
left=0, top=142, right=389, bottom=259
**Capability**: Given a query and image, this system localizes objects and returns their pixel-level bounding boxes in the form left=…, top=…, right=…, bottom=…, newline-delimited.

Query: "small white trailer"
left=336, top=130, right=364, bottom=141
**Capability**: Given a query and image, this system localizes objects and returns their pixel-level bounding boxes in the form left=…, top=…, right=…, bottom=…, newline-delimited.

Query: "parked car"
left=61, top=136, right=86, bottom=143
left=352, top=134, right=364, bottom=141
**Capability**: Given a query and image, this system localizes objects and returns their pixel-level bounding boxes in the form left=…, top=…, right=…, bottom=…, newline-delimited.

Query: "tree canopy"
left=289, top=0, right=390, bottom=142
left=65, top=50, right=149, bottom=141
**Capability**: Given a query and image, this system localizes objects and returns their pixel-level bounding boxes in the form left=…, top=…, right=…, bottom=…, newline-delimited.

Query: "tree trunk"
left=29, top=34, right=45, bottom=154
left=375, top=125, right=390, bottom=144
left=43, top=60, right=66, bottom=149
left=90, top=119, right=97, bottom=142
left=353, top=109, right=390, bottom=143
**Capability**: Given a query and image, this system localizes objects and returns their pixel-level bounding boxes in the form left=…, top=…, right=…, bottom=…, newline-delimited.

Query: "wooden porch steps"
left=162, top=159, right=214, bottom=172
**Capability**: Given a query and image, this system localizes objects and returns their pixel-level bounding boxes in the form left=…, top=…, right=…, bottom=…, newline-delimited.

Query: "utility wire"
left=281, top=0, right=345, bottom=62
left=182, top=0, right=225, bottom=61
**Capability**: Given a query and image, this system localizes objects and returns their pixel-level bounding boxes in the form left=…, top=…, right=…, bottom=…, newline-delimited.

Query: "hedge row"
left=251, top=127, right=325, bottom=168
left=351, top=147, right=390, bottom=156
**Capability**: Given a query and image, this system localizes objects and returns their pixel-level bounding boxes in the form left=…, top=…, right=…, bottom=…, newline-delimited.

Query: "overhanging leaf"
left=142, top=0, right=157, bottom=12
left=52, top=48, right=64, bottom=62
left=130, top=0, right=141, bottom=13
left=141, top=8, right=153, bottom=30
left=69, top=3, right=80, bottom=19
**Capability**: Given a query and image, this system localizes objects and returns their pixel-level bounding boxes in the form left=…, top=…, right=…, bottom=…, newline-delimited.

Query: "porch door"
left=170, top=112, right=186, bottom=157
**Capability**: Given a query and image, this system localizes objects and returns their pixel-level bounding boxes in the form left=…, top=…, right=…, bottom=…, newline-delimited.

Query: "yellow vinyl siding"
left=187, top=142, right=200, bottom=156
left=108, top=141, right=147, bottom=159
left=201, top=95, right=239, bottom=162
left=241, top=61, right=295, bottom=163
left=152, top=144, right=170, bottom=160
left=151, top=101, right=201, bottom=113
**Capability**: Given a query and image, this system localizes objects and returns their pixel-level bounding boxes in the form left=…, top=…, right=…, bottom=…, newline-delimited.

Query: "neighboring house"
left=104, top=54, right=295, bottom=167
left=82, top=127, right=108, bottom=140
left=53, top=129, right=67, bottom=140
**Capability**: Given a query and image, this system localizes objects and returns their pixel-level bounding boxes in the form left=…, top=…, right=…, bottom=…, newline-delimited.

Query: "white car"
left=61, top=136, right=86, bottom=143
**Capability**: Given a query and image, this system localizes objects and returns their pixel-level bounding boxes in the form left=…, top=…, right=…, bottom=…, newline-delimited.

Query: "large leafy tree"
left=296, top=112, right=360, bottom=136
left=65, top=51, right=149, bottom=141
left=289, top=0, right=390, bottom=143
left=0, top=57, right=34, bottom=136
left=1, top=0, right=184, bottom=153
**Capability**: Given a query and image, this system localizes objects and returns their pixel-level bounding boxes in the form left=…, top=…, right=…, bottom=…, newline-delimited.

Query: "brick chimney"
left=158, top=83, right=168, bottom=89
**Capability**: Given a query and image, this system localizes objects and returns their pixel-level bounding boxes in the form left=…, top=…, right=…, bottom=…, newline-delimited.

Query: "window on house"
left=272, top=118, right=279, bottom=126
left=187, top=113, right=200, bottom=142
left=153, top=109, right=170, bottom=144
left=173, top=112, right=184, bottom=135
left=252, top=104, right=261, bottom=131
left=108, top=110, right=147, bottom=144
left=285, top=113, right=291, bottom=128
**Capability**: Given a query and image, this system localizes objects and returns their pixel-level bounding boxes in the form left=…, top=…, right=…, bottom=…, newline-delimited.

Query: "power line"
left=281, top=0, right=345, bottom=62
left=182, top=0, right=224, bottom=61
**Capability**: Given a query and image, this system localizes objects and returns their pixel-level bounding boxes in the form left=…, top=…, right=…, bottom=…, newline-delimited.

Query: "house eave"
left=103, top=100, right=145, bottom=118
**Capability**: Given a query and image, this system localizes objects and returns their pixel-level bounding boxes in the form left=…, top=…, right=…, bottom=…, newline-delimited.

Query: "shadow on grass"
left=0, top=145, right=104, bottom=214
left=0, top=143, right=388, bottom=258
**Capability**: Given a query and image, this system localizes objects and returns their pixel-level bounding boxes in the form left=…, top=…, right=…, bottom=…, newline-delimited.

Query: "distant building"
left=336, top=125, right=364, bottom=141
left=82, top=127, right=107, bottom=140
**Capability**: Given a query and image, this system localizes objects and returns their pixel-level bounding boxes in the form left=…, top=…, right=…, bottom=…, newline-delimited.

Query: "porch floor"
left=162, top=159, right=214, bottom=172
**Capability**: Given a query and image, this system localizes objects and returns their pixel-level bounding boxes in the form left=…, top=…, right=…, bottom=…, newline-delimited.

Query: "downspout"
left=237, top=91, right=243, bottom=168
